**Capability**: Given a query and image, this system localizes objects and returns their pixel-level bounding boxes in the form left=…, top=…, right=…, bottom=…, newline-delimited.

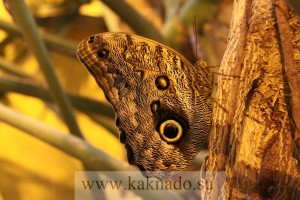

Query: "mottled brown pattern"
left=77, top=32, right=212, bottom=178
left=204, top=0, right=300, bottom=199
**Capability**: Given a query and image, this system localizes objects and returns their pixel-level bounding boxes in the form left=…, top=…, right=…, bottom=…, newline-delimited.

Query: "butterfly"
left=77, top=32, right=212, bottom=177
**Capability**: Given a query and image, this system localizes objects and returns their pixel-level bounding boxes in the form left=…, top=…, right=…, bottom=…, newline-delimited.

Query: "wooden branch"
left=203, top=0, right=300, bottom=199
left=275, top=0, right=300, bottom=142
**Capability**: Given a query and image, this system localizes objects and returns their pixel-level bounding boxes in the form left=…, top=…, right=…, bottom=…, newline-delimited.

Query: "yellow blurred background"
left=0, top=1, right=132, bottom=199
left=0, top=0, right=228, bottom=199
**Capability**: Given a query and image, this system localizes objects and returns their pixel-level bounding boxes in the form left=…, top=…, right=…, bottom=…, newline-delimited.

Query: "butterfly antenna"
left=192, top=15, right=199, bottom=60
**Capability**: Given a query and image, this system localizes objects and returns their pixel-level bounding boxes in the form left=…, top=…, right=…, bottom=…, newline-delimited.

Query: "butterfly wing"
left=77, top=32, right=211, bottom=177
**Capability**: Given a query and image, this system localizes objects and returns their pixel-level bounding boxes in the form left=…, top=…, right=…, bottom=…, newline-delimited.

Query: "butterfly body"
left=77, top=32, right=212, bottom=177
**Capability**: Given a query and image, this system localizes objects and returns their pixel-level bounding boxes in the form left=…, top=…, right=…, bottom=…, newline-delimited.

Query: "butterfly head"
left=77, top=32, right=211, bottom=178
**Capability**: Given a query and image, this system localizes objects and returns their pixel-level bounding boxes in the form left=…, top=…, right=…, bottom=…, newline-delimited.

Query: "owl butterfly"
left=77, top=32, right=212, bottom=178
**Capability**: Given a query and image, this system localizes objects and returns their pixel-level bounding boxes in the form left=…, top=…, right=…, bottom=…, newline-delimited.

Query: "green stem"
left=0, top=104, right=128, bottom=170
left=0, top=104, right=183, bottom=200
left=6, top=0, right=82, bottom=137
left=0, top=57, right=117, bottom=135
left=0, top=57, right=31, bottom=78
left=0, top=76, right=114, bottom=118
left=0, top=20, right=77, bottom=57
left=0, top=76, right=117, bottom=136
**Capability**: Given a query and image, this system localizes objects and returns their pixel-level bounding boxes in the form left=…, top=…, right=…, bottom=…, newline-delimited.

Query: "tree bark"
left=203, top=0, right=300, bottom=199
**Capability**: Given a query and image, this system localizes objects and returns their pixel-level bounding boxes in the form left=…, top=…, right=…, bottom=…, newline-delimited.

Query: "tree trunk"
left=203, top=0, right=300, bottom=199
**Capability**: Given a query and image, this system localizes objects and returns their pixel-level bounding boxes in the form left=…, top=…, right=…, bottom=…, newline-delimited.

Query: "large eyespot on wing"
left=158, top=119, right=184, bottom=143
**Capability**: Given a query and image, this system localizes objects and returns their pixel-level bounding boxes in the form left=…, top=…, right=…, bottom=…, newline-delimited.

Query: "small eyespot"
left=150, top=101, right=160, bottom=114
left=88, top=36, right=95, bottom=43
left=97, top=49, right=109, bottom=59
left=155, top=76, right=170, bottom=90
left=159, top=119, right=183, bottom=143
